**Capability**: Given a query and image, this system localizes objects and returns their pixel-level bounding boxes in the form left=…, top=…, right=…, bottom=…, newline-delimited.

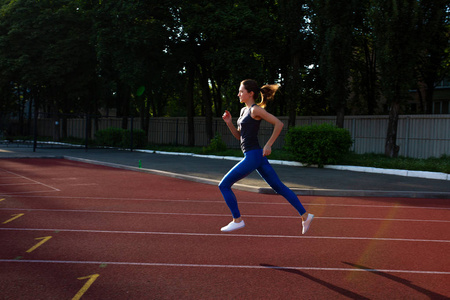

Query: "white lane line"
left=0, top=259, right=448, bottom=275
left=0, top=190, right=60, bottom=195
left=0, top=207, right=449, bottom=223
left=0, top=183, right=41, bottom=186
left=0, top=169, right=60, bottom=194
left=1, top=228, right=449, bottom=243
left=2, top=195, right=449, bottom=210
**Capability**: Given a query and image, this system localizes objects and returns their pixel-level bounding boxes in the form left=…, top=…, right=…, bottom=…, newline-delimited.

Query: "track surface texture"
left=0, top=158, right=449, bottom=299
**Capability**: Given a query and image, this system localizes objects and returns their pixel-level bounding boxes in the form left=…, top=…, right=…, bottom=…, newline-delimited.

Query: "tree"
left=350, top=2, right=380, bottom=115
left=92, top=1, right=174, bottom=128
left=277, top=0, right=314, bottom=127
left=371, top=0, right=421, bottom=157
left=415, top=0, right=450, bottom=113
left=0, top=0, right=97, bottom=137
left=308, top=0, right=360, bottom=128
left=175, top=0, right=282, bottom=142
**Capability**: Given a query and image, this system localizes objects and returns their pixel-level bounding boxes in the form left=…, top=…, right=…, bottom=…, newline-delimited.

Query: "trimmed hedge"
left=94, top=127, right=147, bottom=149
left=284, top=123, right=353, bottom=167
left=203, top=133, right=227, bottom=153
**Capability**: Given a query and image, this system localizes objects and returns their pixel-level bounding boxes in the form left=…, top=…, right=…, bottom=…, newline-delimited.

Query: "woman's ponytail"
left=240, top=79, right=280, bottom=109
left=259, top=84, right=280, bottom=108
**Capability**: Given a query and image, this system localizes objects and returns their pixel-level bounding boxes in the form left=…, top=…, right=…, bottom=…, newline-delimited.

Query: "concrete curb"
left=64, top=156, right=450, bottom=199
left=325, top=165, right=450, bottom=181
left=136, top=149, right=450, bottom=181
left=259, top=187, right=450, bottom=199
left=1, top=148, right=449, bottom=198
left=3, top=146, right=448, bottom=181
left=64, top=155, right=259, bottom=193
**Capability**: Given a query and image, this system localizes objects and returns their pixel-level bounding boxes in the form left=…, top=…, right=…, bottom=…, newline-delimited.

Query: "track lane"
left=0, top=158, right=449, bottom=299
left=1, top=205, right=449, bottom=240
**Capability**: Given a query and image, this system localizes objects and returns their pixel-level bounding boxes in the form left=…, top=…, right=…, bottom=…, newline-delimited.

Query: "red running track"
left=0, top=158, right=449, bottom=299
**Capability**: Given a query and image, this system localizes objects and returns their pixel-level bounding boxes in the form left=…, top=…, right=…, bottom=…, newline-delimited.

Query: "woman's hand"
left=222, top=110, right=232, bottom=123
left=223, top=110, right=241, bottom=141
left=263, top=145, right=272, bottom=157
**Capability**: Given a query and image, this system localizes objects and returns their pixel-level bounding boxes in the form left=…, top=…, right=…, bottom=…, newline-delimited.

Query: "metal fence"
left=4, top=114, right=450, bottom=159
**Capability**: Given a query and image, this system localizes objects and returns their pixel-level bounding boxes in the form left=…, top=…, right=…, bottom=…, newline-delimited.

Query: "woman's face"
left=238, top=84, right=253, bottom=103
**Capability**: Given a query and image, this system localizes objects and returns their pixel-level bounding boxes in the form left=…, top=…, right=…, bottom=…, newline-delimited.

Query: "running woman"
left=219, top=79, right=314, bottom=234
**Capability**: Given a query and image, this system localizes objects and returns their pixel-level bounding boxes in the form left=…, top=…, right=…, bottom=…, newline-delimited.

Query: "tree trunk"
left=212, top=79, right=222, bottom=117
left=336, top=106, right=345, bottom=128
left=424, top=79, right=436, bottom=114
left=139, top=95, right=146, bottom=133
left=364, top=41, right=377, bottom=115
left=27, top=93, right=33, bottom=136
left=416, top=87, right=425, bottom=113
left=287, top=54, right=300, bottom=128
left=200, top=65, right=213, bottom=141
left=116, top=84, right=130, bottom=129
left=61, top=115, right=67, bottom=140
left=18, top=86, right=25, bottom=135
left=385, top=102, right=400, bottom=157
left=186, top=63, right=195, bottom=146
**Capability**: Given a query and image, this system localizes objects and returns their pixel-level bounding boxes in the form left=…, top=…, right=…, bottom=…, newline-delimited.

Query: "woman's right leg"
left=256, top=158, right=314, bottom=234
left=256, top=159, right=307, bottom=216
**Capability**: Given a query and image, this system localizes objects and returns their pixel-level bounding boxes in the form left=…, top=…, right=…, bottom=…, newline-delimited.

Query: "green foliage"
left=1, top=0, right=449, bottom=144
left=340, top=153, right=450, bottom=174
left=202, top=133, right=227, bottom=154
left=0, top=0, right=96, bottom=100
left=308, top=0, right=358, bottom=116
left=94, top=127, right=147, bottom=149
left=121, top=129, right=148, bottom=149
left=94, top=128, right=123, bottom=147
left=370, top=0, right=421, bottom=104
left=284, top=123, right=353, bottom=167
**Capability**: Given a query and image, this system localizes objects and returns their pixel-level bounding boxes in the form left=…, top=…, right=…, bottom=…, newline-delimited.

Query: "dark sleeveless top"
left=237, top=104, right=262, bottom=153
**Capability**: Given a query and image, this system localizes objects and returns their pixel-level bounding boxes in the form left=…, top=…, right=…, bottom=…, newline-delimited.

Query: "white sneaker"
left=302, top=214, right=314, bottom=234
left=221, top=220, right=245, bottom=232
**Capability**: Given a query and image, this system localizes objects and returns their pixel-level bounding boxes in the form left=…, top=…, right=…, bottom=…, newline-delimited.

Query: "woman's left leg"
left=257, top=157, right=307, bottom=216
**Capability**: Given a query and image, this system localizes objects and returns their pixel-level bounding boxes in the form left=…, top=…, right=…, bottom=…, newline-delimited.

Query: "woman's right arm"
left=222, top=110, right=240, bottom=141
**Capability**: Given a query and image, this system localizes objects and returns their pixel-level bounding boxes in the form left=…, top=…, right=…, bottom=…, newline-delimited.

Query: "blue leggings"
left=219, top=149, right=306, bottom=219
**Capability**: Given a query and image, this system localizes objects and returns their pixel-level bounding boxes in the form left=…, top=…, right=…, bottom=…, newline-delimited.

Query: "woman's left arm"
left=252, top=107, right=284, bottom=157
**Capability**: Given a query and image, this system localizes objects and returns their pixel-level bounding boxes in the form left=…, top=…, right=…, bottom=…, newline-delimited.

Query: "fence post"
left=160, top=120, right=164, bottom=144
left=405, top=116, right=410, bottom=157
left=351, top=118, right=356, bottom=152
left=176, top=118, right=179, bottom=145
left=85, top=113, right=89, bottom=151
left=33, top=106, right=38, bottom=152
left=130, top=116, right=134, bottom=152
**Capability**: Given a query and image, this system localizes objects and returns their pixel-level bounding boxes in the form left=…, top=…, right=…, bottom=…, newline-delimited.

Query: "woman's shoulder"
left=250, top=104, right=266, bottom=114
left=250, top=105, right=265, bottom=120
left=251, top=105, right=281, bottom=123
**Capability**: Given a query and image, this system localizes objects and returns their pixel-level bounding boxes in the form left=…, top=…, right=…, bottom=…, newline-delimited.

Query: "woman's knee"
left=218, top=180, right=231, bottom=192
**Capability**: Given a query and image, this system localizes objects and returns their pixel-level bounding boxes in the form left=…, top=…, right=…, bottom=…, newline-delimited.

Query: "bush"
left=203, top=133, right=227, bottom=154
left=94, top=128, right=123, bottom=147
left=94, top=127, right=147, bottom=149
left=284, top=123, right=353, bottom=167
left=121, top=129, right=148, bottom=149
